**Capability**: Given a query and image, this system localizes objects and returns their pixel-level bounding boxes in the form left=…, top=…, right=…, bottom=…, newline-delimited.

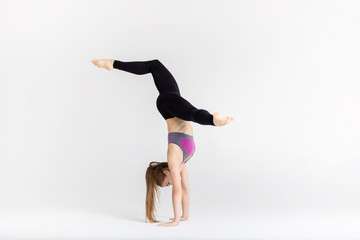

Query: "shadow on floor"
left=88, top=207, right=148, bottom=223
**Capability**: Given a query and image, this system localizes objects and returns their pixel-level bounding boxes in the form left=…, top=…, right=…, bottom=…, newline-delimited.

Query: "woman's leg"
left=112, top=59, right=214, bottom=125
left=112, top=59, right=181, bottom=95
left=92, top=58, right=234, bottom=126
left=157, top=92, right=215, bottom=126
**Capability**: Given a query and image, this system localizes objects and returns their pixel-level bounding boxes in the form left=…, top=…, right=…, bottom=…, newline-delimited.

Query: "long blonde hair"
left=145, top=161, right=168, bottom=223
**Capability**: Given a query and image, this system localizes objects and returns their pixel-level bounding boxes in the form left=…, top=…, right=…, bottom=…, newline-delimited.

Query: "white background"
left=0, top=0, right=359, bottom=239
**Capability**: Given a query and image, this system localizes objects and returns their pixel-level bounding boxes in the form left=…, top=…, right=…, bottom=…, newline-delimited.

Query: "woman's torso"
left=166, top=117, right=193, bottom=135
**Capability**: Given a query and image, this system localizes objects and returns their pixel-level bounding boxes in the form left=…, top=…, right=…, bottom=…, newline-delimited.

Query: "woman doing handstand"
left=91, top=58, right=234, bottom=227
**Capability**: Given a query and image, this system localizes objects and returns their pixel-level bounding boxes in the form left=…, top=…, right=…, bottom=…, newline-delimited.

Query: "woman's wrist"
left=170, top=215, right=188, bottom=221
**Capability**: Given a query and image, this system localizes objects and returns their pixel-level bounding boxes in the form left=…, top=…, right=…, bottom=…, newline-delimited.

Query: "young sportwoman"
left=91, top=58, right=234, bottom=227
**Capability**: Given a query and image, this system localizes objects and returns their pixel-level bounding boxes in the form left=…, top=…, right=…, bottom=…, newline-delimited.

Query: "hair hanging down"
left=145, top=161, right=169, bottom=223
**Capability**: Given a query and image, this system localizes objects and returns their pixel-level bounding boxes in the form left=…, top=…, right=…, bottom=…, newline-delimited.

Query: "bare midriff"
left=166, top=117, right=193, bottom=136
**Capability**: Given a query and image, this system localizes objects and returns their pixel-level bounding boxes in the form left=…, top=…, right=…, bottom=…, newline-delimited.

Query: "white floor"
left=0, top=205, right=359, bottom=240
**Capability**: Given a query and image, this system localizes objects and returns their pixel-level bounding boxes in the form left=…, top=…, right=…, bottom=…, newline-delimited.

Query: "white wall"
left=0, top=0, right=359, bottom=238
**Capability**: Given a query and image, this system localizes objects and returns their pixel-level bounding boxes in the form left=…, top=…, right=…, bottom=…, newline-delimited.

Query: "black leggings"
left=113, top=59, right=215, bottom=126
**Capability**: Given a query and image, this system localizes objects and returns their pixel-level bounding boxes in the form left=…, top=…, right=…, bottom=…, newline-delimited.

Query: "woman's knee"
left=152, top=59, right=161, bottom=65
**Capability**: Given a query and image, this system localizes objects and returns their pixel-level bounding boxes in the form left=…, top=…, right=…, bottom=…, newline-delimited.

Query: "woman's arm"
left=180, top=164, right=190, bottom=219
left=172, top=173, right=182, bottom=222
left=157, top=147, right=183, bottom=227
left=168, top=151, right=182, bottom=222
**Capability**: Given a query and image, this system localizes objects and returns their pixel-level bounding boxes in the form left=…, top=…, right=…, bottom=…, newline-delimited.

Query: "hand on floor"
left=157, top=220, right=180, bottom=227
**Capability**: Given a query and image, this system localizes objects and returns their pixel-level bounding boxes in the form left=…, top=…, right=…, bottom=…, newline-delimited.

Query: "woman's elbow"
left=182, top=187, right=190, bottom=194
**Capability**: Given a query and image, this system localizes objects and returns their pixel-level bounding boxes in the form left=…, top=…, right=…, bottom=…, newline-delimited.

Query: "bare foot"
left=91, top=59, right=115, bottom=71
left=213, top=112, right=235, bottom=127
